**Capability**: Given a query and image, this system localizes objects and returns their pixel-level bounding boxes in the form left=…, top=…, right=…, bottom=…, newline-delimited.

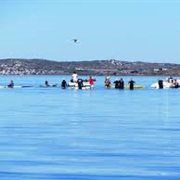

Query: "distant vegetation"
left=0, top=58, right=180, bottom=76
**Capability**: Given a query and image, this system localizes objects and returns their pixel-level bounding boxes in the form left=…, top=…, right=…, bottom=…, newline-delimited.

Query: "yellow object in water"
left=125, top=85, right=145, bottom=89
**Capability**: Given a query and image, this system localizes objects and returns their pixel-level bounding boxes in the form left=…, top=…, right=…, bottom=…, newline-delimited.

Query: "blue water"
left=0, top=75, right=180, bottom=180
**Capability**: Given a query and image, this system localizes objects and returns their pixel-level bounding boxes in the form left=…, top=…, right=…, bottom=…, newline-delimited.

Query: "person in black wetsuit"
left=61, top=79, right=67, bottom=89
left=113, top=79, right=119, bottom=89
left=158, top=79, right=163, bottom=89
left=128, top=78, right=135, bottom=90
left=119, top=78, right=124, bottom=89
left=77, top=78, right=83, bottom=89
left=173, top=79, right=179, bottom=88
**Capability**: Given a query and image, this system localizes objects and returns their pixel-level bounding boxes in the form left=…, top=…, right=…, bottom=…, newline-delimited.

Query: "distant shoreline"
left=0, top=58, right=180, bottom=76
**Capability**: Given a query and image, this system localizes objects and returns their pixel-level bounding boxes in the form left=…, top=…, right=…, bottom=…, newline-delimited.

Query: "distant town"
left=0, top=58, right=180, bottom=76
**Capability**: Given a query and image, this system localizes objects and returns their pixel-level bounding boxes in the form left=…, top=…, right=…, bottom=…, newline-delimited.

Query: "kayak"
left=0, top=85, right=33, bottom=89
left=110, top=85, right=145, bottom=89
left=39, top=84, right=58, bottom=88
left=125, top=85, right=145, bottom=89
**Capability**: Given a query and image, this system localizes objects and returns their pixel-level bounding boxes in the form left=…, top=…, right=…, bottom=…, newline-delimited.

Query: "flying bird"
left=73, top=39, right=79, bottom=43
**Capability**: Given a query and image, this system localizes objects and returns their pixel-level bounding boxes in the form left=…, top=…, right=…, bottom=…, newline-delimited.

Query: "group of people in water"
left=65, top=72, right=136, bottom=90
left=158, top=77, right=180, bottom=89
left=5, top=71, right=137, bottom=90
left=45, top=72, right=135, bottom=90
left=66, top=71, right=95, bottom=89
left=105, top=76, right=136, bottom=90
left=4, top=73, right=180, bottom=90
left=44, top=72, right=95, bottom=89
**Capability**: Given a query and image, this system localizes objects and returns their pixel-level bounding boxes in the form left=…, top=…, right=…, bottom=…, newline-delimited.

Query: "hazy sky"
left=0, top=0, right=180, bottom=63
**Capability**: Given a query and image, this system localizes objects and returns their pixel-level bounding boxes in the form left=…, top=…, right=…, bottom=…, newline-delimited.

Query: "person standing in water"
left=105, top=76, right=111, bottom=88
left=158, top=79, right=163, bottom=89
left=119, top=78, right=124, bottom=89
left=113, top=78, right=119, bottom=89
left=61, top=79, right=67, bottom=89
left=72, top=71, right=78, bottom=82
left=89, top=76, right=95, bottom=89
left=77, top=78, right=83, bottom=89
left=174, top=79, right=180, bottom=88
left=128, top=78, right=135, bottom=90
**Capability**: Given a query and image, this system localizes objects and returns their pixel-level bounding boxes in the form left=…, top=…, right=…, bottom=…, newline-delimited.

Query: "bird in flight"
left=73, top=39, right=79, bottom=43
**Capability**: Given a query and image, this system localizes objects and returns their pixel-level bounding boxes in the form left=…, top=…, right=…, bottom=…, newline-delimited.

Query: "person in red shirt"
left=89, top=76, right=95, bottom=89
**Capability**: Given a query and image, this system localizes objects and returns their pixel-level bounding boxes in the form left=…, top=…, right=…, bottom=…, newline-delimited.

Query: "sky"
left=0, top=0, right=180, bottom=63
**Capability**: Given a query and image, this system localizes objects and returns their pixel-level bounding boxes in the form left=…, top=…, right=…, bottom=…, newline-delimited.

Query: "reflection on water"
left=0, top=76, right=180, bottom=180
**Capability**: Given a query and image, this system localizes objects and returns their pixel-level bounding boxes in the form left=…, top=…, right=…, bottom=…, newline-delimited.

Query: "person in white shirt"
left=72, top=71, right=78, bottom=82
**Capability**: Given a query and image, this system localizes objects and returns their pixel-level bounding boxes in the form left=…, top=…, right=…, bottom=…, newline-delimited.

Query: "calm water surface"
left=0, top=76, right=180, bottom=180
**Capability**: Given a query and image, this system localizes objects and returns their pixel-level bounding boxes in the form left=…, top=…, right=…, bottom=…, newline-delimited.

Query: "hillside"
left=0, top=58, right=180, bottom=76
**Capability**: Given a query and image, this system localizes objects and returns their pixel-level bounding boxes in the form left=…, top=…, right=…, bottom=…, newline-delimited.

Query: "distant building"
left=154, top=68, right=168, bottom=72
left=154, top=68, right=159, bottom=72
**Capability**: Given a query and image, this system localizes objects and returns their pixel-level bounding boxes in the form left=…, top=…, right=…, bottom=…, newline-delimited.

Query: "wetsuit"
left=77, top=79, right=83, bottom=89
left=61, top=80, right=67, bottom=89
left=129, top=80, right=135, bottom=90
left=119, top=80, right=124, bottom=89
left=158, top=80, right=163, bottom=89
left=114, top=80, right=119, bottom=89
